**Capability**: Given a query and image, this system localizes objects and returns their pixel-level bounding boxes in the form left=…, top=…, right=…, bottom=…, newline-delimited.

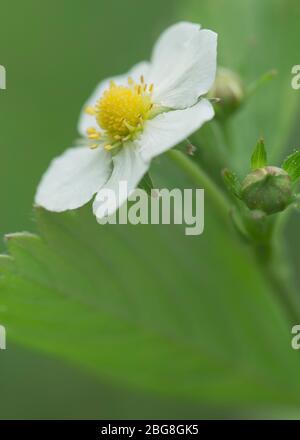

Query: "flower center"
left=85, top=76, right=154, bottom=150
left=97, top=80, right=153, bottom=137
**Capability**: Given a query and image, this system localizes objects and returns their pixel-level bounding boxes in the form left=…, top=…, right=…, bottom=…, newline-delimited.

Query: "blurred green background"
left=0, top=0, right=188, bottom=420
left=1, top=0, right=300, bottom=419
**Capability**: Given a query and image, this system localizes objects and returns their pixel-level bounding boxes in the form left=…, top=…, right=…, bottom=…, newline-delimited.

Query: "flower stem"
left=168, top=148, right=300, bottom=324
left=240, top=208, right=300, bottom=323
left=167, top=149, right=231, bottom=221
left=219, top=114, right=300, bottom=323
left=254, top=240, right=300, bottom=324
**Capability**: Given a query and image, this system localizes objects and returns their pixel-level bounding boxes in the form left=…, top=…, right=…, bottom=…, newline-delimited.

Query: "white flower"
left=35, top=22, right=217, bottom=219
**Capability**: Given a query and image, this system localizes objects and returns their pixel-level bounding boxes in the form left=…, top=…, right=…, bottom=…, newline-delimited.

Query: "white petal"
left=138, top=99, right=214, bottom=162
left=78, top=62, right=150, bottom=137
left=35, top=147, right=112, bottom=212
left=148, top=22, right=217, bottom=109
left=93, top=144, right=149, bottom=219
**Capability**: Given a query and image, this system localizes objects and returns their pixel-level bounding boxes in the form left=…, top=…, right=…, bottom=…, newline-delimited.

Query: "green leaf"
left=251, top=138, right=267, bottom=170
left=282, top=150, right=300, bottom=183
left=222, top=168, right=242, bottom=199
left=2, top=189, right=300, bottom=409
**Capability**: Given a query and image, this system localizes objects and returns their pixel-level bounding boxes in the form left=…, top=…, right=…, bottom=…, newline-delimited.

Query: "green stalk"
left=167, top=149, right=231, bottom=221
left=244, top=211, right=300, bottom=323
left=168, top=148, right=300, bottom=324
left=254, top=238, right=300, bottom=324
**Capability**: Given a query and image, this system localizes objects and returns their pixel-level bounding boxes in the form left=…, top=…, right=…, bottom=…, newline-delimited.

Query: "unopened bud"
left=241, top=166, right=292, bottom=215
left=208, top=67, right=244, bottom=118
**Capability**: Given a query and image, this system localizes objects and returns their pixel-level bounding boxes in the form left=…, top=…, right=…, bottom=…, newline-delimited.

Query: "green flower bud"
left=208, top=67, right=244, bottom=119
left=241, top=166, right=292, bottom=215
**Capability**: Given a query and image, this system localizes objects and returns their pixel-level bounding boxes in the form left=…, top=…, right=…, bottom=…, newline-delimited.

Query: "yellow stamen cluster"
left=85, top=76, right=154, bottom=150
